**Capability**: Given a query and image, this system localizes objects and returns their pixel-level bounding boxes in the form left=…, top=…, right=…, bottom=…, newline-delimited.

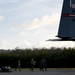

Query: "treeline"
left=0, top=47, right=75, bottom=68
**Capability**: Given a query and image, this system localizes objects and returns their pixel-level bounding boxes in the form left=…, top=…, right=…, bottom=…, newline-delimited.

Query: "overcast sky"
left=0, top=0, right=75, bottom=49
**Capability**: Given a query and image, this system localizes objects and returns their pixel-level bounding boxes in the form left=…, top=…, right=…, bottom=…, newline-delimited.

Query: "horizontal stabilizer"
left=46, top=38, right=75, bottom=41
left=46, top=38, right=62, bottom=41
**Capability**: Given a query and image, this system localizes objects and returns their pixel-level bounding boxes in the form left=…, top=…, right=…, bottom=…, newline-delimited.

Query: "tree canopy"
left=0, top=47, right=75, bottom=68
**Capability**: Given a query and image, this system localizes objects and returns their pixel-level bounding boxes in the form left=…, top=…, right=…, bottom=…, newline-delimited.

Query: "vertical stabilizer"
left=58, top=0, right=75, bottom=39
left=47, top=0, right=75, bottom=41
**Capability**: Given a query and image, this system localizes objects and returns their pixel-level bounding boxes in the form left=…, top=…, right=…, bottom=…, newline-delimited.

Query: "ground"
left=0, top=68, right=75, bottom=75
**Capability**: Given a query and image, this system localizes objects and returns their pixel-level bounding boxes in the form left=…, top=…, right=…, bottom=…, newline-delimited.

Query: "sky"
left=0, top=0, right=75, bottom=49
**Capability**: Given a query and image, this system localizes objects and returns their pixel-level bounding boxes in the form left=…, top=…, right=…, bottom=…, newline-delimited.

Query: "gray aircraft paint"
left=58, top=0, right=75, bottom=39
left=47, top=0, right=75, bottom=41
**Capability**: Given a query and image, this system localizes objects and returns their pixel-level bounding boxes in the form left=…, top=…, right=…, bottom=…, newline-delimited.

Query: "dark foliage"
left=0, top=47, right=75, bottom=68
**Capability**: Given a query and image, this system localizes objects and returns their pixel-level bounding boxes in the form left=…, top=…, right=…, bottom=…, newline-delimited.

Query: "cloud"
left=35, top=41, right=75, bottom=48
left=28, top=0, right=46, bottom=4
left=0, top=39, right=75, bottom=49
left=0, top=41, right=10, bottom=49
left=12, top=13, right=60, bottom=30
left=0, top=16, right=5, bottom=21
left=0, top=40, right=31, bottom=49
left=0, top=40, right=75, bottom=50
left=0, top=0, right=18, bottom=4
left=26, top=13, right=59, bottom=30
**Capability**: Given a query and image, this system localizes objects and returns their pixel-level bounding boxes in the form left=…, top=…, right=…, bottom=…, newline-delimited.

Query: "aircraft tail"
left=57, top=0, right=75, bottom=39
left=47, top=0, right=75, bottom=41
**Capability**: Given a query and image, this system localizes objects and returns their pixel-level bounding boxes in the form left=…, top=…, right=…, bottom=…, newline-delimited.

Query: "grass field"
left=12, top=68, right=75, bottom=70
left=1, top=68, right=75, bottom=75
